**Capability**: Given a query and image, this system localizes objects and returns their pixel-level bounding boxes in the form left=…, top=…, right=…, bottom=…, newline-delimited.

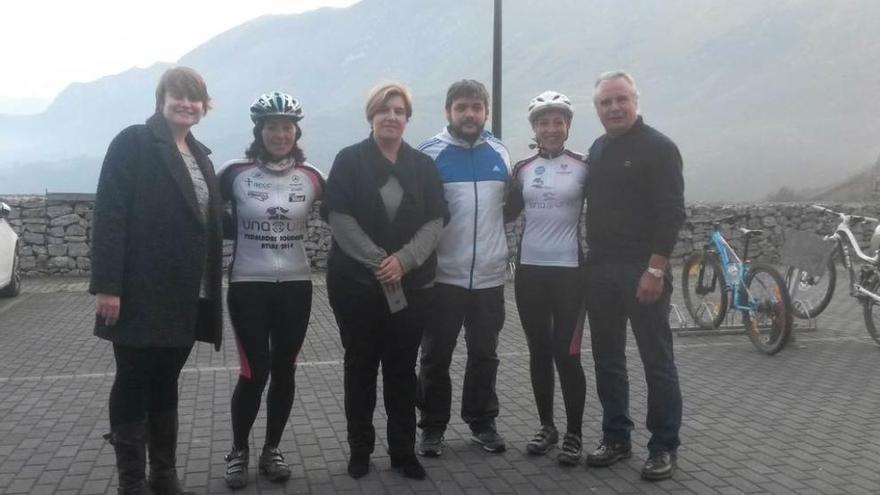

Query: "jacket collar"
left=606, top=115, right=645, bottom=142
left=146, top=112, right=211, bottom=225
left=538, top=147, right=566, bottom=159
left=437, top=126, right=494, bottom=149
left=361, top=134, right=418, bottom=188
left=146, top=112, right=212, bottom=156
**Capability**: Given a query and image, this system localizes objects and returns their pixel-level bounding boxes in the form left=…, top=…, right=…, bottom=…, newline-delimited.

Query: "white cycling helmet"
left=527, top=90, right=573, bottom=124
left=250, top=91, right=304, bottom=123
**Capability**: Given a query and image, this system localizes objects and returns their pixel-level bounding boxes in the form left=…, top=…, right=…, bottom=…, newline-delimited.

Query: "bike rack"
left=698, top=302, right=716, bottom=325
left=670, top=303, right=815, bottom=337
left=791, top=299, right=818, bottom=335
left=670, top=303, right=687, bottom=329
left=671, top=304, right=751, bottom=335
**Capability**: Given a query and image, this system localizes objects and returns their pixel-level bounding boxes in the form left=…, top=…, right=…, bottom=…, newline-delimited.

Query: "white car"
left=0, top=202, right=22, bottom=297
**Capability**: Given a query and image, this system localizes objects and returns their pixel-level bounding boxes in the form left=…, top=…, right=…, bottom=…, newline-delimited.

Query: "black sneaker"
left=417, top=429, right=445, bottom=457
left=641, top=450, right=677, bottom=481
left=525, top=425, right=559, bottom=455
left=471, top=428, right=506, bottom=453
left=258, top=446, right=291, bottom=482
left=390, top=455, right=427, bottom=480
left=585, top=440, right=632, bottom=467
left=223, top=448, right=249, bottom=489
left=557, top=433, right=582, bottom=466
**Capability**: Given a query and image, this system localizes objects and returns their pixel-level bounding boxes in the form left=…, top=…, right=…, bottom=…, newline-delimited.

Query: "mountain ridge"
left=1, top=0, right=877, bottom=201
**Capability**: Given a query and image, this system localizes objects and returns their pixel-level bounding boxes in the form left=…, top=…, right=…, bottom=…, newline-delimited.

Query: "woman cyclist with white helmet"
left=506, top=91, right=589, bottom=466
left=218, top=91, right=324, bottom=488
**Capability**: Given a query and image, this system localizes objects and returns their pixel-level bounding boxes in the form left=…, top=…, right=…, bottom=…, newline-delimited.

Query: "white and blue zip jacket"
left=419, top=127, right=511, bottom=289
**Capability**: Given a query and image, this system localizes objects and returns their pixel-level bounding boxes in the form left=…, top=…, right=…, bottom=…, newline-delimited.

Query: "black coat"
left=90, top=113, right=224, bottom=350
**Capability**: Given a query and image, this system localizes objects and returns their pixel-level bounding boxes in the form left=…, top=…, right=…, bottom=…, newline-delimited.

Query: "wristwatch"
left=646, top=267, right=664, bottom=279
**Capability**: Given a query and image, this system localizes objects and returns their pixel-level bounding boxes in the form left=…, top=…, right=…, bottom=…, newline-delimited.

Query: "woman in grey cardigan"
left=90, top=66, right=223, bottom=495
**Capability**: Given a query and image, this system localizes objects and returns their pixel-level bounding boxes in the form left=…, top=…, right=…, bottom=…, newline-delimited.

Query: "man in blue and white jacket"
left=416, top=80, right=512, bottom=456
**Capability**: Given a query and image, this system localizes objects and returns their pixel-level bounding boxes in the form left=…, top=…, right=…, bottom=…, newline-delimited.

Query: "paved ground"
left=1, top=270, right=879, bottom=495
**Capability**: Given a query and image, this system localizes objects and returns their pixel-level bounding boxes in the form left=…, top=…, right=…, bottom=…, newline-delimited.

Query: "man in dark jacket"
left=582, top=71, right=685, bottom=481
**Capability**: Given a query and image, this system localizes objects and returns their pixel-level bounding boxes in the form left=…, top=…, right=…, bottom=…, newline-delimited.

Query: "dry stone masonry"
left=2, top=193, right=879, bottom=276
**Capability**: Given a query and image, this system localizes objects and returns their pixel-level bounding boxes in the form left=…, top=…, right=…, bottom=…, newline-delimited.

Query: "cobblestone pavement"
left=1, top=270, right=879, bottom=495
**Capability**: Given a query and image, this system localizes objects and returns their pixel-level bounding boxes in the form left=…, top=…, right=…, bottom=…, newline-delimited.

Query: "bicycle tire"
left=784, top=255, right=836, bottom=319
left=741, top=263, right=793, bottom=355
left=861, top=283, right=880, bottom=346
left=681, top=252, right=728, bottom=329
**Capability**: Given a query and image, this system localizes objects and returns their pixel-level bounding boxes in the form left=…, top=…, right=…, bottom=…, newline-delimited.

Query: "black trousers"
left=515, top=265, right=587, bottom=436
left=327, top=275, right=427, bottom=458
left=584, top=262, right=682, bottom=453
left=227, top=281, right=312, bottom=450
left=109, top=345, right=192, bottom=427
left=417, top=283, right=505, bottom=433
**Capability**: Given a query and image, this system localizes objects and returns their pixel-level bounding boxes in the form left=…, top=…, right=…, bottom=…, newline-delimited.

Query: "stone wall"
left=679, top=203, right=880, bottom=263
left=0, top=194, right=94, bottom=276
left=2, top=192, right=879, bottom=276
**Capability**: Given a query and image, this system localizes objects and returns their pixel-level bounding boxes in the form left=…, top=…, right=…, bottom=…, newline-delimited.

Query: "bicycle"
left=681, top=218, right=794, bottom=354
left=783, top=205, right=880, bottom=345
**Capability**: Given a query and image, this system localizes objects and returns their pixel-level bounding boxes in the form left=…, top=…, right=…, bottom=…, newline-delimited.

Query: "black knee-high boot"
left=146, top=410, right=195, bottom=495
left=105, top=422, right=152, bottom=495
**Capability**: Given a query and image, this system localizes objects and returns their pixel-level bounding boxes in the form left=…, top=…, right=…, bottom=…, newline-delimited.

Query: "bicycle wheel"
left=741, top=263, right=793, bottom=355
left=784, top=256, right=836, bottom=319
left=861, top=282, right=880, bottom=346
left=681, top=252, right=728, bottom=329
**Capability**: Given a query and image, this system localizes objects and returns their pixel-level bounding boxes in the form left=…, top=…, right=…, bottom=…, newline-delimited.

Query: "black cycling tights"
left=109, top=344, right=192, bottom=427
left=228, top=281, right=312, bottom=450
left=514, top=265, right=587, bottom=436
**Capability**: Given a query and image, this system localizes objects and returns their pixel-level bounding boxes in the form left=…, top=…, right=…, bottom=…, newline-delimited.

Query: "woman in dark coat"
left=90, top=66, right=223, bottom=495
left=322, top=82, right=447, bottom=480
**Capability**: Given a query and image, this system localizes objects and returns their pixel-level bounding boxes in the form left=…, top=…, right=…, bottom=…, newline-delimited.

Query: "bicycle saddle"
left=738, top=228, right=764, bottom=237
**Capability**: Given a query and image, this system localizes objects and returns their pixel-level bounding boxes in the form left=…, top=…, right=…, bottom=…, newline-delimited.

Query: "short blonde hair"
left=365, top=82, right=413, bottom=122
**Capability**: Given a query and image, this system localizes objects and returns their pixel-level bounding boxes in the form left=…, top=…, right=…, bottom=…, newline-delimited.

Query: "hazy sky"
left=0, top=0, right=360, bottom=103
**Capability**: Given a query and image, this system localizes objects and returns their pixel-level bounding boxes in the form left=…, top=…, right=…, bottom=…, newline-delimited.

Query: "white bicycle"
left=784, top=205, right=880, bottom=345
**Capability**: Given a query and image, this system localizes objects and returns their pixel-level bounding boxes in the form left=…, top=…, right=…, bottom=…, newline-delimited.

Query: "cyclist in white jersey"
left=218, top=92, right=324, bottom=489
left=506, top=91, right=588, bottom=466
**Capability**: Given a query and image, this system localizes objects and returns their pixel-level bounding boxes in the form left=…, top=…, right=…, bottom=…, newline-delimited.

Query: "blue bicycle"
left=681, top=219, right=794, bottom=354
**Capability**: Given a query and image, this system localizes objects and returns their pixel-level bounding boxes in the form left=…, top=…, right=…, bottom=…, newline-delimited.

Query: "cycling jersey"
left=219, top=159, right=324, bottom=282
left=510, top=150, right=588, bottom=267
left=418, top=128, right=511, bottom=289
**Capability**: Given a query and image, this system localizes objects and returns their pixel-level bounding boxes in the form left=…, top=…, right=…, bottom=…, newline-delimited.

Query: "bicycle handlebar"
left=811, top=204, right=879, bottom=224
left=708, top=214, right=748, bottom=225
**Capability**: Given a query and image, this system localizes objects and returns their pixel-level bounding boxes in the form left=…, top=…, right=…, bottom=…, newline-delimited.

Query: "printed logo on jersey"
left=535, top=166, right=546, bottom=175
left=247, top=191, right=269, bottom=201
left=531, top=177, right=545, bottom=188
left=245, top=177, right=272, bottom=189
left=240, top=217, right=305, bottom=248
left=289, top=193, right=306, bottom=203
left=527, top=196, right=577, bottom=210
left=267, top=206, right=290, bottom=220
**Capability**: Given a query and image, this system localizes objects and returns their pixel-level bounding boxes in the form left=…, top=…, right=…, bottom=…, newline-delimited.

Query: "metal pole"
left=492, top=0, right=502, bottom=138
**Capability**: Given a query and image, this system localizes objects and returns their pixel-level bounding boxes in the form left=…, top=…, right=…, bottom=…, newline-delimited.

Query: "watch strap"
left=646, top=267, right=664, bottom=278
